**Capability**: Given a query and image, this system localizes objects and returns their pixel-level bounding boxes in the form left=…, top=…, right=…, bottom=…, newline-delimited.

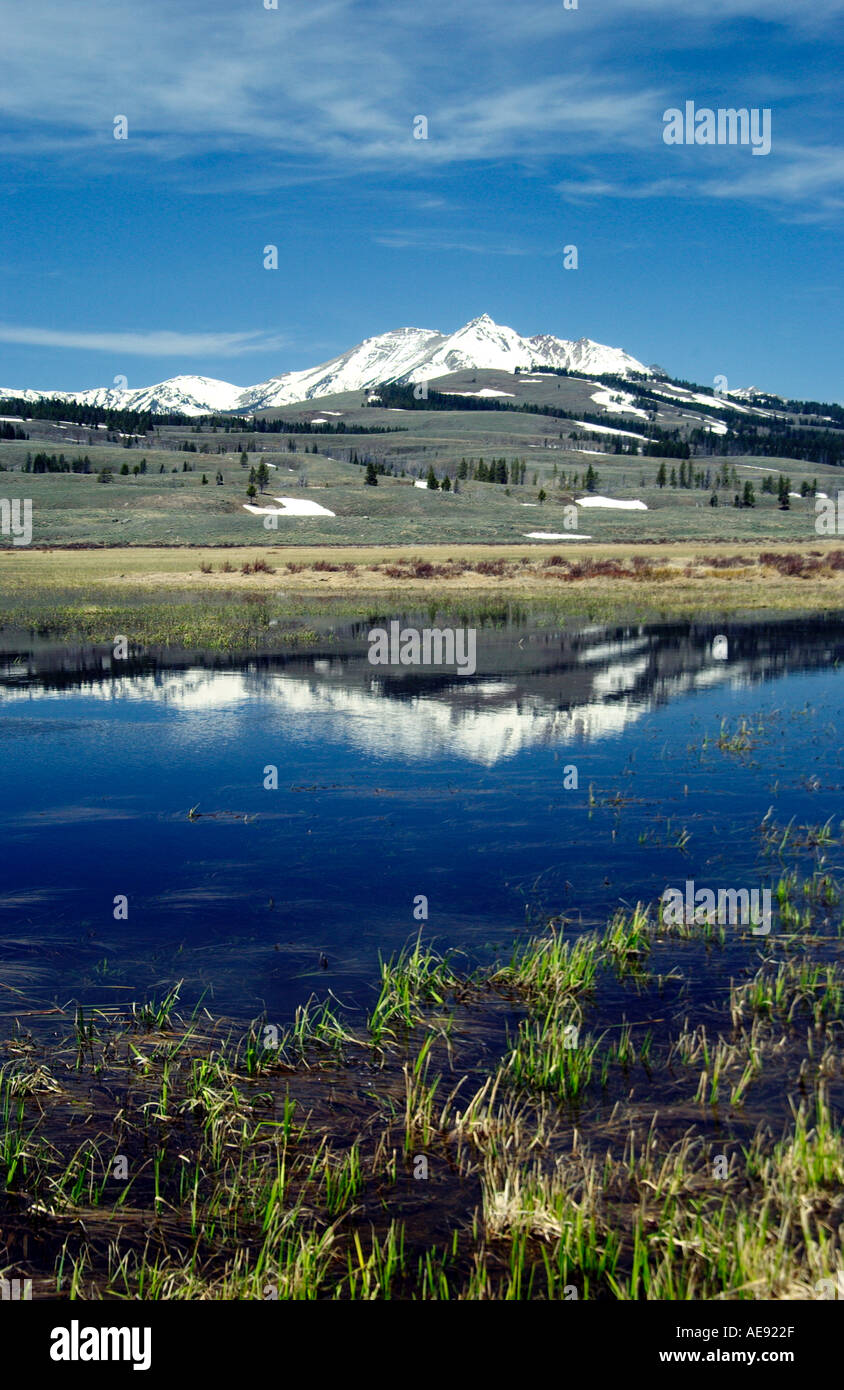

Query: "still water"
left=2, top=613, right=843, bottom=1026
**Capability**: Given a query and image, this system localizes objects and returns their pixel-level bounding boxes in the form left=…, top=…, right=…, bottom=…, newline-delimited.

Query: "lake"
left=2, top=611, right=843, bottom=1031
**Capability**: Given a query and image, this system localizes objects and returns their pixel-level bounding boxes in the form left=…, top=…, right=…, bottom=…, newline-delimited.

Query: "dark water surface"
left=2, top=613, right=843, bottom=1028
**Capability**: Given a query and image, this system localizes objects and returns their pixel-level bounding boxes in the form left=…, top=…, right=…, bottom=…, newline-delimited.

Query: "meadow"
left=1, top=369, right=841, bottom=552
left=2, top=540, right=844, bottom=650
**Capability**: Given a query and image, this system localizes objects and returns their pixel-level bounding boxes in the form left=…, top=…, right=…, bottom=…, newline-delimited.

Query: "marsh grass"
left=506, top=1014, right=600, bottom=1103
left=603, top=904, right=651, bottom=977
left=730, top=959, right=843, bottom=1027
left=762, top=816, right=841, bottom=854
left=369, top=935, right=463, bottom=1045
left=0, top=899, right=841, bottom=1300
left=704, top=716, right=757, bottom=754
left=487, top=929, right=601, bottom=1009
left=4, top=540, right=844, bottom=647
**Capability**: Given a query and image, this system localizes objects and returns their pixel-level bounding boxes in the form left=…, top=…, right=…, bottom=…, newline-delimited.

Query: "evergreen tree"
left=441, top=474, right=451, bottom=492
left=426, top=466, right=438, bottom=490
left=365, top=460, right=378, bottom=486
left=656, top=462, right=667, bottom=488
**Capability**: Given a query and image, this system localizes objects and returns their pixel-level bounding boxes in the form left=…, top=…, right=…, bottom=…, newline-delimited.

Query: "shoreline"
left=1, top=542, right=844, bottom=646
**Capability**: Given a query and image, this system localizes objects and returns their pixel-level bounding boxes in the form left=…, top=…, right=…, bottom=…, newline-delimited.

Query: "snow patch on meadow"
left=575, top=495, right=648, bottom=511
left=525, top=531, right=592, bottom=540
left=450, top=388, right=515, bottom=398
left=574, top=420, right=647, bottom=440
left=243, top=496, right=336, bottom=517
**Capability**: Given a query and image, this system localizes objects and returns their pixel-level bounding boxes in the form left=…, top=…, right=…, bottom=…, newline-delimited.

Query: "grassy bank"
left=2, top=542, right=844, bottom=646
left=1, top=881, right=841, bottom=1300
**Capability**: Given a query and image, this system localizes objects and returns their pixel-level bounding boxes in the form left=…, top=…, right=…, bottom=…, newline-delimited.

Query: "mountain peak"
left=2, top=316, right=651, bottom=414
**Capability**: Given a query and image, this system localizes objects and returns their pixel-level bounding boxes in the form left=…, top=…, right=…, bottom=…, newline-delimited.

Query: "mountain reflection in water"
left=1, top=612, right=843, bottom=1023
left=2, top=613, right=842, bottom=767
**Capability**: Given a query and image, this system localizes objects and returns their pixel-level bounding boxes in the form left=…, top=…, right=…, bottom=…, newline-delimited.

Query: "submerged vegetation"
left=1, top=889, right=841, bottom=1300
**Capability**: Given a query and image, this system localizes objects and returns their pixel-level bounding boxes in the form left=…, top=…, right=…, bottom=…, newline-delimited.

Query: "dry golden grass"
left=1, top=536, right=844, bottom=619
left=3, top=540, right=844, bottom=618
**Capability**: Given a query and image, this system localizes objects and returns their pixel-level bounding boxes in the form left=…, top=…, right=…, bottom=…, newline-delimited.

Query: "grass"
left=730, top=959, right=843, bottom=1026
left=2, top=540, right=844, bottom=649
left=602, top=904, right=652, bottom=976
left=0, top=885, right=840, bottom=1300
left=368, top=935, right=462, bottom=1045
left=506, top=1014, right=600, bottom=1102
left=705, top=716, right=757, bottom=753
left=1, top=381, right=842, bottom=556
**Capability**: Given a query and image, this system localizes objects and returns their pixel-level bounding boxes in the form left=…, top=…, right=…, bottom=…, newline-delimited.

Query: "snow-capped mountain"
left=0, top=375, right=245, bottom=416
left=0, top=314, right=650, bottom=417
left=725, top=385, right=785, bottom=404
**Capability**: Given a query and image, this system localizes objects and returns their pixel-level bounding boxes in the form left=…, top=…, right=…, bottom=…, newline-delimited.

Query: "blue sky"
left=1, top=0, right=842, bottom=400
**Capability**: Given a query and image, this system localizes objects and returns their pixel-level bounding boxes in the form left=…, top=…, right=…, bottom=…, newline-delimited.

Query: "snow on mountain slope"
left=83, top=376, right=244, bottom=414
left=726, top=386, right=784, bottom=403
left=237, top=326, right=444, bottom=411
left=0, top=315, right=650, bottom=416
left=0, top=376, right=242, bottom=417
left=403, top=315, right=533, bottom=381
left=527, top=332, right=646, bottom=377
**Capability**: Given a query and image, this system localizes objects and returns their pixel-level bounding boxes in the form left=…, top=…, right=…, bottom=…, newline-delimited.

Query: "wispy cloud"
left=557, top=140, right=844, bottom=216
left=0, top=0, right=841, bottom=217
left=0, top=325, right=286, bottom=356
left=374, top=231, right=545, bottom=257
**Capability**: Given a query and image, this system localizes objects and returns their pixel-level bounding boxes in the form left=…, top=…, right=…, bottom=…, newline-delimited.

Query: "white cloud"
left=556, top=141, right=844, bottom=215
left=0, top=0, right=840, bottom=216
left=373, top=231, right=538, bottom=257
left=0, top=325, right=286, bottom=356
